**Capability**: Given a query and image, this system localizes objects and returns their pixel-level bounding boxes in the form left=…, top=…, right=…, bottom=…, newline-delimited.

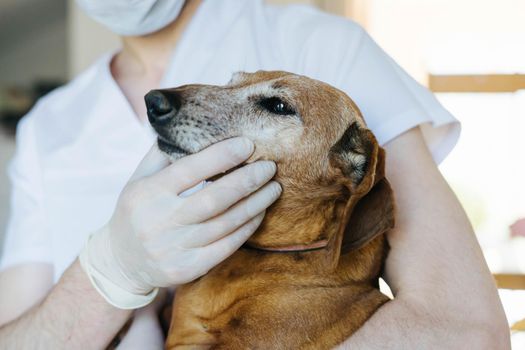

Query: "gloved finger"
left=129, top=142, right=171, bottom=182
left=153, top=212, right=264, bottom=285
left=174, top=160, right=277, bottom=224
left=196, top=211, right=265, bottom=271
left=151, top=137, right=254, bottom=194
left=180, top=181, right=281, bottom=248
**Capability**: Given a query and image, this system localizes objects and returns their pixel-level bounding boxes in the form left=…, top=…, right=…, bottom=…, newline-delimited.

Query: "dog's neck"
left=246, top=178, right=348, bottom=252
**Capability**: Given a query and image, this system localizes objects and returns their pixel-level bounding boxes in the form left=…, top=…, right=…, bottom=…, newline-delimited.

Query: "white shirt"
left=0, top=0, right=460, bottom=282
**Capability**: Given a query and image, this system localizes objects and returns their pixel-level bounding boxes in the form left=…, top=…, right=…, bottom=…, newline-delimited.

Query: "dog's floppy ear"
left=341, top=149, right=395, bottom=253
left=328, top=122, right=395, bottom=254
left=329, top=122, right=378, bottom=193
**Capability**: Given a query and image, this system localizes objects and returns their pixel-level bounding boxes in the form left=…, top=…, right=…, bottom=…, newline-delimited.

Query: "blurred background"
left=1, top=0, right=524, bottom=345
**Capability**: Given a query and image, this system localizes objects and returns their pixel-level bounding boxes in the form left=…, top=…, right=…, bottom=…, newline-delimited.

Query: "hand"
left=80, top=137, right=281, bottom=307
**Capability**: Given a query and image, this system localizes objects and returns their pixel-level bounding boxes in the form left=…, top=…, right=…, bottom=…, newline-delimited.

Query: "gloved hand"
left=80, top=137, right=281, bottom=309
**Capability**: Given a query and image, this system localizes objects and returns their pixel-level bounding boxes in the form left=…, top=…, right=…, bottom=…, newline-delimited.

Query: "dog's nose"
left=144, top=90, right=181, bottom=125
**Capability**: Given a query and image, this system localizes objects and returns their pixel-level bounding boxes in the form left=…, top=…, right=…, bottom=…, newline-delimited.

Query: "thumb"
left=129, top=142, right=170, bottom=182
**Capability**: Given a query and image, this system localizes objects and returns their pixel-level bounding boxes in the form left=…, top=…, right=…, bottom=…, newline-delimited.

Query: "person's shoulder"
left=30, top=54, right=111, bottom=120
left=256, top=2, right=366, bottom=78
left=19, top=53, right=112, bottom=134
left=262, top=2, right=365, bottom=46
left=15, top=54, right=114, bottom=153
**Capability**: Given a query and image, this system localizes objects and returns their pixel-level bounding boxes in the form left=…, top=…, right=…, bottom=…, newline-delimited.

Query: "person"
left=0, top=0, right=510, bottom=348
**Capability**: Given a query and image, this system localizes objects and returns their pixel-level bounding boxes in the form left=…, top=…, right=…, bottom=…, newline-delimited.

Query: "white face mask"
left=75, top=0, right=186, bottom=36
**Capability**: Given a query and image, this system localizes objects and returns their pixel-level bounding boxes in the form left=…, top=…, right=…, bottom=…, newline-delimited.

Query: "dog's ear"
left=328, top=123, right=395, bottom=254
left=329, top=122, right=378, bottom=193
left=341, top=174, right=395, bottom=253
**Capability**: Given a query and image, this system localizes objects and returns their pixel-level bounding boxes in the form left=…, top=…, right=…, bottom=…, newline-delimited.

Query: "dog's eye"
left=258, top=97, right=295, bottom=116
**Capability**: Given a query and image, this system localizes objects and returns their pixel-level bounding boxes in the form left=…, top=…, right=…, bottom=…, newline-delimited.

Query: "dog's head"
left=146, top=71, right=394, bottom=260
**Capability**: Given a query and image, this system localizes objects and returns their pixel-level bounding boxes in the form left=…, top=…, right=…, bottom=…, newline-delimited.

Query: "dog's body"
left=167, top=237, right=389, bottom=349
left=145, top=71, right=395, bottom=349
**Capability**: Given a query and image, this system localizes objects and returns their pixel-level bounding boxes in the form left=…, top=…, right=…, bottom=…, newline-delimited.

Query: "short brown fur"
left=149, top=71, right=396, bottom=349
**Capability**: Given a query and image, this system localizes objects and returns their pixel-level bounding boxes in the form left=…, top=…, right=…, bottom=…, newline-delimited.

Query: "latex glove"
left=80, top=137, right=281, bottom=309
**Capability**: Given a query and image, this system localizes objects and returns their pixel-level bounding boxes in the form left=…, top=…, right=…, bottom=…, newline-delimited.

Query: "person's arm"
left=0, top=137, right=279, bottom=348
left=0, top=263, right=53, bottom=327
left=0, top=260, right=131, bottom=349
left=335, top=126, right=510, bottom=349
left=0, top=263, right=166, bottom=350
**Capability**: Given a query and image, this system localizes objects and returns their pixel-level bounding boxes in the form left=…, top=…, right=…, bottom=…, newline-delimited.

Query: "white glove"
left=80, top=137, right=281, bottom=309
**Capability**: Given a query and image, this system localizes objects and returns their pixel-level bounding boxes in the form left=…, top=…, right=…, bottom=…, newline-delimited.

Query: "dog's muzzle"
left=145, top=90, right=189, bottom=157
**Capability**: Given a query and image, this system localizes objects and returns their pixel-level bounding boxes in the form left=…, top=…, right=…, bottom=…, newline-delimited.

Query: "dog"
left=145, top=71, right=395, bottom=349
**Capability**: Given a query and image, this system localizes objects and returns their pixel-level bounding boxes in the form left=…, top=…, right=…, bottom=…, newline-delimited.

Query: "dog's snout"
left=145, top=90, right=181, bottom=125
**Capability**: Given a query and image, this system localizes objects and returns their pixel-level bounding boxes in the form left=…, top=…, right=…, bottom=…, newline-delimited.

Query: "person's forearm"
left=334, top=297, right=506, bottom=350
left=0, top=259, right=131, bottom=349
left=335, top=127, right=510, bottom=349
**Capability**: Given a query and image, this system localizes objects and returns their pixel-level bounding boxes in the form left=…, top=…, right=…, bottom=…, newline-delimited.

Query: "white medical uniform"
left=0, top=0, right=460, bottom=282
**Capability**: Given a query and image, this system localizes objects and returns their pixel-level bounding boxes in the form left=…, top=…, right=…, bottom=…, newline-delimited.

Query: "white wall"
left=364, top=0, right=525, bottom=82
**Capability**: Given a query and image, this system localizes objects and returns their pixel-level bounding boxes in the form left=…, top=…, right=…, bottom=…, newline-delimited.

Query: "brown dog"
left=144, top=71, right=395, bottom=349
